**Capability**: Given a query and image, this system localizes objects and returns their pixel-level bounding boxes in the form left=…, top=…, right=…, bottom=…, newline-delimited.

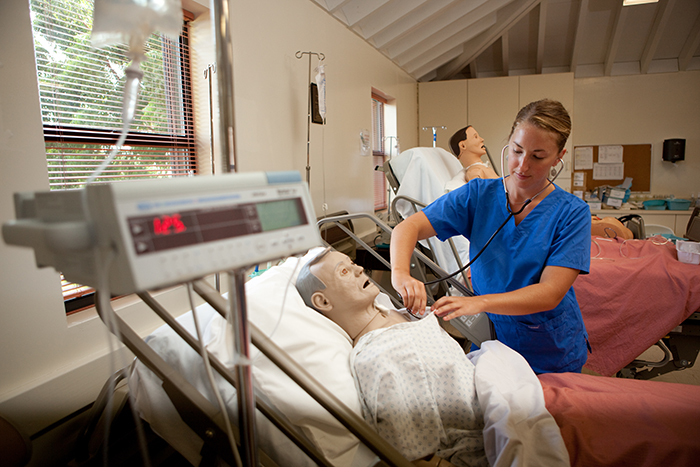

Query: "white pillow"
left=206, top=247, right=363, bottom=466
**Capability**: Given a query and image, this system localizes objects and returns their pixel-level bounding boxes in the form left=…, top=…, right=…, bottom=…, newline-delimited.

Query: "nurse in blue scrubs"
left=390, top=99, right=591, bottom=374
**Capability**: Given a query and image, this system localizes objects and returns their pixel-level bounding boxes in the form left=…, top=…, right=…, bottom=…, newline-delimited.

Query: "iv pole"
left=422, top=126, right=447, bottom=148
left=211, top=1, right=258, bottom=465
left=382, top=136, right=399, bottom=220
left=295, top=51, right=325, bottom=186
left=203, top=63, right=217, bottom=176
left=204, top=63, right=222, bottom=292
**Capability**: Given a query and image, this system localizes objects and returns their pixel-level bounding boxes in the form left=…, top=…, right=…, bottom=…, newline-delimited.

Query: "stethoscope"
left=422, top=144, right=565, bottom=286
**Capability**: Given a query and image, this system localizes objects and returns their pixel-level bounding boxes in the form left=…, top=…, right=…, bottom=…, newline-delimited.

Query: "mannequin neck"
left=458, top=151, right=484, bottom=168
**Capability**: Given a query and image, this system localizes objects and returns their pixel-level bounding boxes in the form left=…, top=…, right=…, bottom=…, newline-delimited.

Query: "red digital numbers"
left=153, top=214, right=187, bottom=236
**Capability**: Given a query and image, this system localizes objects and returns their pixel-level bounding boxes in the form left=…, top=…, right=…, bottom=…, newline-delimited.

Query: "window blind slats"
left=29, top=0, right=196, bottom=307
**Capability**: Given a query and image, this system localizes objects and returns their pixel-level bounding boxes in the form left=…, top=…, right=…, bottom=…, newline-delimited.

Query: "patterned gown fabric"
left=351, top=313, right=488, bottom=467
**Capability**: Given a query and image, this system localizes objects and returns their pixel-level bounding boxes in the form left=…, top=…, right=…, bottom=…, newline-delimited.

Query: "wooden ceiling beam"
left=536, top=0, right=547, bottom=74
left=604, top=1, right=626, bottom=76
left=640, top=0, right=675, bottom=74
left=437, top=0, right=540, bottom=80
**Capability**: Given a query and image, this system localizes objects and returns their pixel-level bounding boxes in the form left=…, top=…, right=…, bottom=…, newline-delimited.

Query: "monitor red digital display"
left=127, top=198, right=307, bottom=255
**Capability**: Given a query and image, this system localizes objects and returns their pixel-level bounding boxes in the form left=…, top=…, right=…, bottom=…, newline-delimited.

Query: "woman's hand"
left=391, top=270, right=428, bottom=315
left=390, top=212, right=437, bottom=316
left=431, top=295, right=485, bottom=321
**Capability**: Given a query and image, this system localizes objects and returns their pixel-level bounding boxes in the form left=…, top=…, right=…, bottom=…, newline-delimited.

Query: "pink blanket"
left=540, top=372, right=700, bottom=467
left=573, top=236, right=700, bottom=376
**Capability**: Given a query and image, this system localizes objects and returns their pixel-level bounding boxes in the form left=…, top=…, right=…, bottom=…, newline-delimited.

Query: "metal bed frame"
left=618, top=312, right=700, bottom=380
left=77, top=213, right=492, bottom=467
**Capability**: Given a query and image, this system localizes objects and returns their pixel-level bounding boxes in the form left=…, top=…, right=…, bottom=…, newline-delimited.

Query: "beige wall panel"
left=467, top=76, right=519, bottom=173
left=418, top=80, right=467, bottom=151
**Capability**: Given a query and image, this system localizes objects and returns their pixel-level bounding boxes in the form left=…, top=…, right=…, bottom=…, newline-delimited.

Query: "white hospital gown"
left=351, top=313, right=487, bottom=467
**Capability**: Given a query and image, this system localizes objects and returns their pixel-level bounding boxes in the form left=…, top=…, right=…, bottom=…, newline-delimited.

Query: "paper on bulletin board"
left=573, top=172, right=585, bottom=187
left=574, top=147, right=593, bottom=170
left=593, top=162, right=624, bottom=180
left=598, top=145, right=623, bottom=164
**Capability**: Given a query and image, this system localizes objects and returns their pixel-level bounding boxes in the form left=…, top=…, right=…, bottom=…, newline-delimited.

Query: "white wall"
left=573, top=72, right=700, bottom=198
left=418, top=70, right=700, bottom=199
left=225, top=1, right=417, bottom=219
left=0, top=0, right=416, bottom=464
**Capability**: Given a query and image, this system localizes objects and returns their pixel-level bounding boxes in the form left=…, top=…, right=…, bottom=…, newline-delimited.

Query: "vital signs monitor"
left=3, top=171, right=321, bottom=295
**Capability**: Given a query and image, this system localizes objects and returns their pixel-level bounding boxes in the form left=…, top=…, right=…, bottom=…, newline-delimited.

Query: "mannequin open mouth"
left=363, top=280, right=371, bottom=289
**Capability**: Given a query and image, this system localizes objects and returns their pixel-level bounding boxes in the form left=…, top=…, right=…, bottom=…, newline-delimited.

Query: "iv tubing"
left=85, top=58, right=143, bottom=186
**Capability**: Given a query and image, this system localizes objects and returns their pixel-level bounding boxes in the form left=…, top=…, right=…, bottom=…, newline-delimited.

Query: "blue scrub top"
left=423, top=178, right=591, bottom=374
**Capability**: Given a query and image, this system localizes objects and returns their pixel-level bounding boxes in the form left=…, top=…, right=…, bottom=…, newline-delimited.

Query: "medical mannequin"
left=296, top=248, right=485, bottom=467
left=445, top=126, right=498, bottom=192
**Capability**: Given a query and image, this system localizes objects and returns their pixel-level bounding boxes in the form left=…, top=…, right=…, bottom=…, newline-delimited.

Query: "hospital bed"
left=574, top=235, right=700, bottom=379
left=98, top=213, right=700, bottom=467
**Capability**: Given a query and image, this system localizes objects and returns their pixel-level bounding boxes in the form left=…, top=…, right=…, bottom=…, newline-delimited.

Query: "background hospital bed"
left=574, top=235, right=700, bottom=379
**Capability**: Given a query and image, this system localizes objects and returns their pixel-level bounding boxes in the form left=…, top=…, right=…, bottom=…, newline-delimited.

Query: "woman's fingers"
left=432, top=296, right=479, bottom=320
left=393, top=274, right=427, bottom=315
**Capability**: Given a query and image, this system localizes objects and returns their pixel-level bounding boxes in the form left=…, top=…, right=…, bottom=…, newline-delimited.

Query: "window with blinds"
left=371, top=94, right=387, bottom=211
left=29, top=0, right=196, bottom=310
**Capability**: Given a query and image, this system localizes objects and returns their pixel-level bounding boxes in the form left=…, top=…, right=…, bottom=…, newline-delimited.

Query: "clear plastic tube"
left=85, top=58, right=142, bottom=186
left=122, top=60, right=144, bottom=125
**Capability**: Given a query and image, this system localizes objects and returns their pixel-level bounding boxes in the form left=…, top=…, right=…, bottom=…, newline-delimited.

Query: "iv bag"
left=91, top=0, right=183, bottom=51
left=315, top=61, right=326, bottom=121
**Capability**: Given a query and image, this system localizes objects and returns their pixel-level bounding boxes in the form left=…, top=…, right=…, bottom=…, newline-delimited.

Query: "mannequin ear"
left=311, top=291, right=332, bottom=313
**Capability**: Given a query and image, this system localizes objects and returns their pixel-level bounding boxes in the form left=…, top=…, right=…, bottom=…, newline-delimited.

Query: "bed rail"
left=94, top=212, right=492, bottom=466
left=316, top=212, right=493, bottom=347
left=390, top=194, right=471, bottom=291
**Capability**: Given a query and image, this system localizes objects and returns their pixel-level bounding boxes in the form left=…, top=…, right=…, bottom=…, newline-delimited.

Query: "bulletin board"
left=570, top=144, right=651, bottom=192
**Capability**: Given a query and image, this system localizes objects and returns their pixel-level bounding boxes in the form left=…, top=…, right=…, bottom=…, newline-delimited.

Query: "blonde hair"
left=508, top=99, right=571, bottom=152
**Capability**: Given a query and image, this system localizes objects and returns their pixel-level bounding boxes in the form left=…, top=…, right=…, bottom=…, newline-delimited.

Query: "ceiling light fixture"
left=622, top=0, right=660, bottom=5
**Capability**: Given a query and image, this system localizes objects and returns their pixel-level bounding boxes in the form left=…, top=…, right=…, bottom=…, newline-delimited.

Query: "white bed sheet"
left=131, top=248, right=568, bottom=466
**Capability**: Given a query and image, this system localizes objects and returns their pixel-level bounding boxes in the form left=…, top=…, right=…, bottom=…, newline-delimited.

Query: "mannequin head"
left=449, top=125, right=486, bottom=164
left=296, top=248, right=380, bottom=338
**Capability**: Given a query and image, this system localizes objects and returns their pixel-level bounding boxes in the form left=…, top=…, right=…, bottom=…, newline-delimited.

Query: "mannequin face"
left=459, top=127, right=486, bottom=158
left=309, top=251, right=379, bottom=317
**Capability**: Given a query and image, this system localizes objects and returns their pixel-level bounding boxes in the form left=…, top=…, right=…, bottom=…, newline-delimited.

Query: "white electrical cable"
left=95, top=249, right=118, bottom=467
left=187, top=283, right=243, bottom=467
left=94, top=246, right=153, bottom=467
